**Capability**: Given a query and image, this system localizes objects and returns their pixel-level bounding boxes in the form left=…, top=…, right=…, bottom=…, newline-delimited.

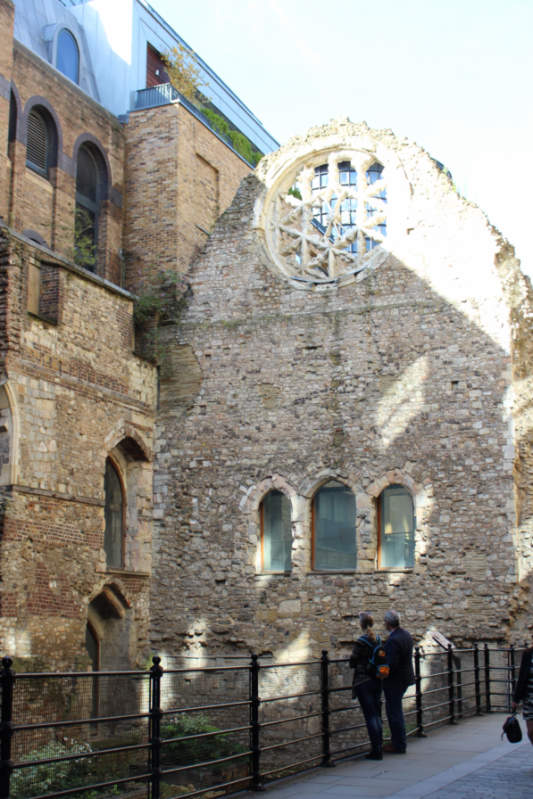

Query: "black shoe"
left=365, top=751, right=383, bottom=760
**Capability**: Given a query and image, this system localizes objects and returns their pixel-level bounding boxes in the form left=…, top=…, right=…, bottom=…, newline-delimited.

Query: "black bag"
left=502, top=713, right=522, bottom=743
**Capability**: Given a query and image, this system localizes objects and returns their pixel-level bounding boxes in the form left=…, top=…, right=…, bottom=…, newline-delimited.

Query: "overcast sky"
left=151, top=0, right=533, bottom=280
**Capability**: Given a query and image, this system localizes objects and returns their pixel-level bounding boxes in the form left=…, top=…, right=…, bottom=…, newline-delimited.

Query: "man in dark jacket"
left=382, top=610, right=415, bottom=754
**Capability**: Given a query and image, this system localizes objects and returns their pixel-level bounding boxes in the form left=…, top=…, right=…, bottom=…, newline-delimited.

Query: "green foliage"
left=11, top=739, right=94, bottom=799
left=163, top=44, right=205, bottom=103
left=74, top=206, right=96, bottom=271
left=229, top=130, right=254, bottom=164
left=288, top=185, right=302, bottom=200
left=160, top=713, right=246, bottom=766
left=200, top=107, right=230, bottom=139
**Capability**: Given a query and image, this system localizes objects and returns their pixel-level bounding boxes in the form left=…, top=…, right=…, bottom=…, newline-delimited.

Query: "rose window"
left=264, top=151, right=387, bottom=285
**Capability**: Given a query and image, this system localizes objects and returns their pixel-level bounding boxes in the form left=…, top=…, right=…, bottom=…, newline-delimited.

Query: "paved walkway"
left=240, top=714, right=532, bottom=798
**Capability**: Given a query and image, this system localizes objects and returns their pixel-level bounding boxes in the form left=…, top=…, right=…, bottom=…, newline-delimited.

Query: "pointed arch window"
left=104, top=458, right=124, bottom=568
left=378, top=484, right=415, bottom=569
left=57, top=29, right=80, bottom=84
left=260, top=490, right=292, bottom=572
left=312, top=480, right=356, bottom=570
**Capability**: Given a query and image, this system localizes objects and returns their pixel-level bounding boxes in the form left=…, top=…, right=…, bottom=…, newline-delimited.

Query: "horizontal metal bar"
left=13, top=739, right=149, bottom=769
left=260, top=711, right=321, bottom=728
left=161, top=748, right=251, bottom=777
left=330, top=741, right=367, bottom=758
left=330, top=721, right=367, bottom=736
left=422, top=699, right=455, bottom=712
left=330, top=703, right=358, bottom=714
left=260, top=660, right=320, bottom=670
left=260, top=689, right=320, bottom=704
left=259, top=752, right=323, bottom=779
left=164, top=771, right=251, bottom=799
left=328, top=685, right=351, bottom=695
left=162, top=699, right=250, bottom=715
left=13, top=710, right=149, bottom=732
left=259, top=731, right=321, bottom=754
left=165, top=664, right=250, bottom=675
left=16, top=669, right=148, bottom=679
left=423, top=715, right=453, bottom=729
left=24, top=770, right=151, bottom=799
left=162, top=723, right=250, bottom=745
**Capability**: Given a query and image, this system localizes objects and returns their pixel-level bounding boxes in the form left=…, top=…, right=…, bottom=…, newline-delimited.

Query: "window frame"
left=377, top=483, right=415, bottom=570
left=75, top=142, right=107, bottom=272
left=259, top=489, right=292, bottom=573
left=104, top=456, right=126, bottom=570
left=311, top=479, right=357, bottom=572
left=56, top=28, right=80, bottom=84
left=26, top=106, right=56, bottom=178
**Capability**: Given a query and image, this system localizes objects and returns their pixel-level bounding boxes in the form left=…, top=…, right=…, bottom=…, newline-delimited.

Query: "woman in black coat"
left=511, top=640, right=533, bottom=746
left=350, top=612, right=383, bottom=760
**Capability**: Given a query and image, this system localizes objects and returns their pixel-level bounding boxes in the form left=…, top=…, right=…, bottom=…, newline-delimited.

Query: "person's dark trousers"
left=355, top=680, right=382, bottom=753
left=383, top=681, right=406, bottom=752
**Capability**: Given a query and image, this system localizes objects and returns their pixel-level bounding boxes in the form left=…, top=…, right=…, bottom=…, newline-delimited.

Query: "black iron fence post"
left=414, top=647, right=424, bottom=737
left=453, top=655, right=463, bottom=719
left=473, top=644, right=481, bottom=715
left=447, top=645, right=455, bottom=724
left=320, top=650, right=333, bottom=766
left=249, top=653, right=263, bottom=791
left=509, top=645, right=516, bottom=712
left=484, top=644, right=491, bottom=713
left=149, top=655, right=163, bottom=799
left=0, top=657, right=14, bottom=799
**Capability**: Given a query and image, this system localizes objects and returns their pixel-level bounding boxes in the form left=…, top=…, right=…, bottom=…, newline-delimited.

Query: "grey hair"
left=384, top=610, right=400, bottom=628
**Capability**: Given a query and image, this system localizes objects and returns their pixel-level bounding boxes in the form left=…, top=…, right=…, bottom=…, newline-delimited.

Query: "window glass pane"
left=380, top=485, right=414, bottom=568
left=104, top=459, right=123, bottom=568
left=57, top=29, right=79, bottom=84
left=262, top=490, right=291, bottom=571
left=76, top=147, right=98, bottom=204
left=314, top=480, right=356, bottom=570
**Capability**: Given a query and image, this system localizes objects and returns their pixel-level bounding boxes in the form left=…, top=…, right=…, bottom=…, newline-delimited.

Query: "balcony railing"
left=133, top=84, right=260, bottom=167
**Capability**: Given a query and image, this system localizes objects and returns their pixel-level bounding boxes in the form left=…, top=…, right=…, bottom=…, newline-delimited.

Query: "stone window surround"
left=245, top=469, right=425, bottom=576
left=254, top=133, right=410, bottom=291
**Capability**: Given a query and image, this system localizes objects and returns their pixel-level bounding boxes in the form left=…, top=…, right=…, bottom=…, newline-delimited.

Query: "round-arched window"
left=57, top=29, right=79, bottom=84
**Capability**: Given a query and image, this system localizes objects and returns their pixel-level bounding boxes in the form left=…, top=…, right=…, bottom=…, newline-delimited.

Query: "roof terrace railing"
left=133, top=83, right=261, bottom=167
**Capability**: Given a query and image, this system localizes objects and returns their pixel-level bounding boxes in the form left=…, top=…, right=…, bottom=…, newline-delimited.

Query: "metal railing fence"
left=0, top=644, right=524, bottom=799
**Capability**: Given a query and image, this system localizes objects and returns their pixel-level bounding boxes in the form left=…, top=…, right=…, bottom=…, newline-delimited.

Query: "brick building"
left=0, top=0, right=276, bottom=669
left=0, top=0, right=531, bottom=674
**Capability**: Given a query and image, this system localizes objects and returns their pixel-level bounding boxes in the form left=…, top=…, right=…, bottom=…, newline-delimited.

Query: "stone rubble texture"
left=151, top=119, right=533, bottom=660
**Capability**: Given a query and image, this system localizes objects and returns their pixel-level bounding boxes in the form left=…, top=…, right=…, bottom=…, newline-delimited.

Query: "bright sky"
left=151, top=0, right=533, bottom=280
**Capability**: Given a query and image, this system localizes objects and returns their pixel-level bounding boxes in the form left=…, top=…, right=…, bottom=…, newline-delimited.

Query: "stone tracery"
left=267, top=150, right=387, bottom=284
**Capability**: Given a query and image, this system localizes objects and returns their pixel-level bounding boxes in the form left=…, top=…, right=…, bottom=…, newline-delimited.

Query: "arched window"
left=378, top=484, right=415, bottom=569
left=104, top=458, right=124, bottom=568
left=57, top=29, right=80, bottom=84
left=312, top=480, right=356, bottom=570
left=8, top=91, right=17, bottom=158
left=260, top=490, right=292, bottom=572
left=26, top=106, right=56, bottom=178
left=75, top=143, right=106, bottom=271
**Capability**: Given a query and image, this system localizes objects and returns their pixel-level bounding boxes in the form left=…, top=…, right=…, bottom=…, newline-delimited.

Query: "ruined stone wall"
left=0, top=229, right=157, bottom=668
left=123, top=102, right=252, bottom=295
left=151, top=121, right=532, bottom=663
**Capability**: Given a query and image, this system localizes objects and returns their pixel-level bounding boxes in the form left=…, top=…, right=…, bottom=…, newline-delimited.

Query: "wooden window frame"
left=377, top=484, right=415, bottom=570
left=311, top=480, right=357, bottom=572
left=260, top=490, right=292, bottom=573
